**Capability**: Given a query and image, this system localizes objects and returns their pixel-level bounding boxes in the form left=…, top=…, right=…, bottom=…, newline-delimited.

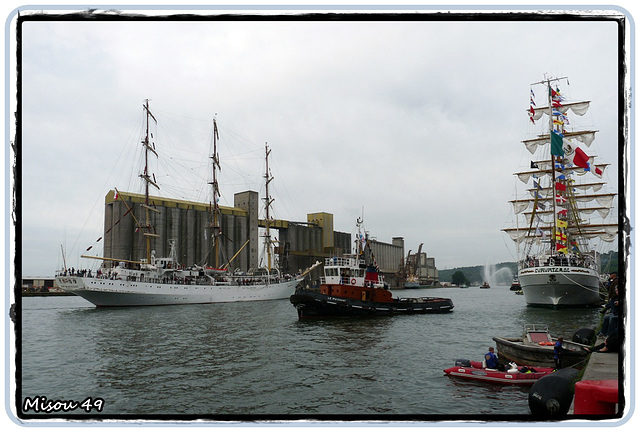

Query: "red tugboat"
left=290, top=256, right=454, bottom=319
left=290, top=220, right=454, bottom=319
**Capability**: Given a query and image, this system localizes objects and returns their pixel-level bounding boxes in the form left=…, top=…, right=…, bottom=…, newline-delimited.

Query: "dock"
left=568, top=335, right=621, bottom=416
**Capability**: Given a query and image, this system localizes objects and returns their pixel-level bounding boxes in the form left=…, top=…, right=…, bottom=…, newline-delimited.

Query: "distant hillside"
left=438, top=262, right=517, bottom=285
left=439, top=251, right=619, bottom=284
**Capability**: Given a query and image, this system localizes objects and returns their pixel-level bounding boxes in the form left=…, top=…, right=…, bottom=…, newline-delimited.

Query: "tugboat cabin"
left=319, top=256, right=392, bottom=302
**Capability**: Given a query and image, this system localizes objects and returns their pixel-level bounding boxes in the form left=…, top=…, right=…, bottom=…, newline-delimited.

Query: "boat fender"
left=528, top=368, right=579, bottom=418
left=572, top=328, right=596, bottom=345
left=507, top=368, right=519, bottom=374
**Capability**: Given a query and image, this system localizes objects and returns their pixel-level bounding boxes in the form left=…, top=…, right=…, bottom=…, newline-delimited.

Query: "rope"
left=563, top=273, right=602, bottom=295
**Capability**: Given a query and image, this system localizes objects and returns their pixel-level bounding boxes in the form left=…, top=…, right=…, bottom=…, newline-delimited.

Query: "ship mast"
left=140, top=99, right=160, bottom=264
left=263, top=143, right=274, bottom=272
left=547, top=78, right=559, bottom=257
left=209, top=118, right=221, bottom=268
left=532, top=76, right=568, bottom=256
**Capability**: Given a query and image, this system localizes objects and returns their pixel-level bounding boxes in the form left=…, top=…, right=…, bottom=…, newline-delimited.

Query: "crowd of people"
left=585, top=272, right=620, bottom=353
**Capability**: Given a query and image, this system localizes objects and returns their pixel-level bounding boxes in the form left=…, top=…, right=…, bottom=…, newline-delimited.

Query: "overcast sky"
left=11, top=5, right=626, bottom=277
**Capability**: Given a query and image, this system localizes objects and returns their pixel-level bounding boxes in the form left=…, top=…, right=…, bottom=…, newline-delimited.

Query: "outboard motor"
left=528, top=368, right=579, bottom=418
left=572, top=328, right=596, bottom=345
left=454, top=359, right=471, bottom=367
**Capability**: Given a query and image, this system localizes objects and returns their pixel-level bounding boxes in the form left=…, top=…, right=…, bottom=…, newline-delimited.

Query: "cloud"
left=16, top=9, right=623, bottom=275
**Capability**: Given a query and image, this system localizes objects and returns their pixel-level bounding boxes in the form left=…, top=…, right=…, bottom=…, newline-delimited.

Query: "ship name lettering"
left=534, top=267, right=569, bottom=273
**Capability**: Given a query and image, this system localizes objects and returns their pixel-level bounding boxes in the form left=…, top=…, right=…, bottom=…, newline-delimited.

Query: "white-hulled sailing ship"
left=55, top=101, right=319, bottom=307
left=503, top=77, right=617, bottom=308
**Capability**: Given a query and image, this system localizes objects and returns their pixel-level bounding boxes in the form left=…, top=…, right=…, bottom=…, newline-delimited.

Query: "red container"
left=574, top=380, right=619, bottom=415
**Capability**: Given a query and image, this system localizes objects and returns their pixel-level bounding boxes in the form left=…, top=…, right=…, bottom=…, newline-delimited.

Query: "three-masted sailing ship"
left=503, top=77, right=617, bottom=307
left=55, top=101, right=318, bottom=307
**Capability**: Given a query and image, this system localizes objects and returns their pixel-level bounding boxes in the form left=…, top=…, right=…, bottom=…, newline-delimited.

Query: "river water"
left=15, top=286, right=601, bottom=423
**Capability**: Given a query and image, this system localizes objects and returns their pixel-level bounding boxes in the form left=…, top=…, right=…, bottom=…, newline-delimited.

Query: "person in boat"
left=484, top=347, right=504, bottom=370
left=553, top=337, right=564, bottom=369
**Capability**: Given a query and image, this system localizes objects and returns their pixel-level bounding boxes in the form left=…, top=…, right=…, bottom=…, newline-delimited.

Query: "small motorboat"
left=443, top=359, right=555, bottom=386
left=493, top=324, right=589, bottom=368
left=480, top=282, right=491, bottom=289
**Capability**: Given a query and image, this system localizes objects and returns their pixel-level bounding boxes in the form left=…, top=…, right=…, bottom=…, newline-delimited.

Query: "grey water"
left=17, top=286, right=600, bottom=421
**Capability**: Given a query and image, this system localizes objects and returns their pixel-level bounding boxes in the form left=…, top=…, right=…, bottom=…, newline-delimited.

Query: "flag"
left=551, top=131, right=564, bottom=156
left=551, top=87, right=564, bottom=102
left=594, top=166, right=603, bottom=177
left=557, top=209, right=568, bottom=217
left=557, top=219, right=568, bottom=229
left=555, top=182, right=566, bottom=192
left=531, top=161, right=539, bottom=169
left=556, top=194, right=567, bottom=204
left=556, top=243, right=568, bottom=254
left=114, top=191, right=119, bottom=201
left=562, top=140, right=575, bottom=157
left=573, top=147, right=590, bottom=169
left=555, top=232, right=567, bottom=242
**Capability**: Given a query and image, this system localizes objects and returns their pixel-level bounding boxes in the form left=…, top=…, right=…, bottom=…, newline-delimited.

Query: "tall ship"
left=503, top=77, right=617, bottom=307
left=55, top=101, right=318, bottom=307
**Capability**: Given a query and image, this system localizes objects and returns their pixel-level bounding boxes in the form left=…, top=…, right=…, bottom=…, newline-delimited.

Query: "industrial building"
left=98, top=189, right=436, bottom=288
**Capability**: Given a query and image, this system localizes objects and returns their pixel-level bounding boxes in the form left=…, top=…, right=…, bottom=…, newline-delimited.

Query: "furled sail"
left=528, top=101, right=591, bottom=121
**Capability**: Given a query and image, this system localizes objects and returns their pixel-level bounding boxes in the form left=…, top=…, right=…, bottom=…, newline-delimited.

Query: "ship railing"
left=520, top=256, right=597, bottom=270
left=324, top=256, right=364, bottom=268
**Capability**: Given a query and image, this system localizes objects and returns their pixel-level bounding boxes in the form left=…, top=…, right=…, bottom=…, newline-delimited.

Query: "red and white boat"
left=444, top=359, right=555, bottom=386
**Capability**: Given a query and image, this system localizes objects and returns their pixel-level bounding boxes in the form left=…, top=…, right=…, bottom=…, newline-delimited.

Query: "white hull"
left=55, top=276, right=301, bottom=307
left=518, top=266, right=601, bottom=307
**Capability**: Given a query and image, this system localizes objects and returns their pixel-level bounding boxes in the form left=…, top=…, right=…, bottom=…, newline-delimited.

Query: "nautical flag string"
left=529, top=87, right=536, bottom=123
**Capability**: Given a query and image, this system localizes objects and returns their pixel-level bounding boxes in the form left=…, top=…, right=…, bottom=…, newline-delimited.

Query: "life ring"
left=351, top=278, right=357, bottom=285
left=549, top=258, right=555, bottom=266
